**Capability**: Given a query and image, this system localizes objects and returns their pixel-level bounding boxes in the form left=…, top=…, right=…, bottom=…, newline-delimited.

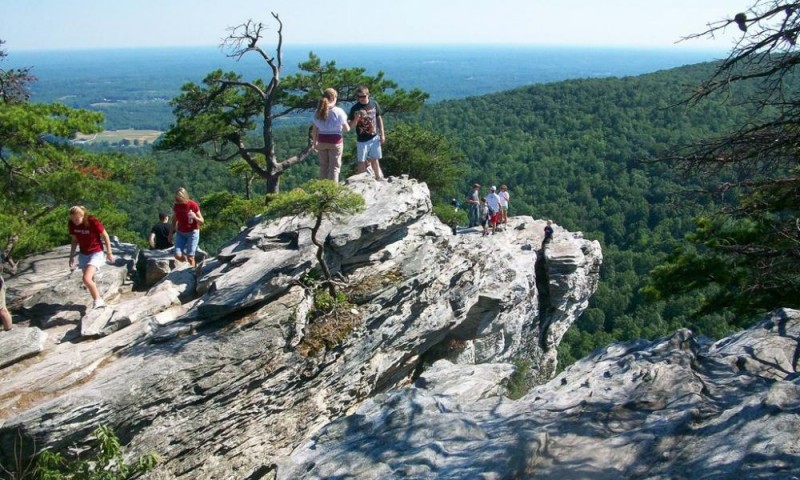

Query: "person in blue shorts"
left=169, top=187, right=204, bottom=267
left=348, top=86, right=385, bottom=181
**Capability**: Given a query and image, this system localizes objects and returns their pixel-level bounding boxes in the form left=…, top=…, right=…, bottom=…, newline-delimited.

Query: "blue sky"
left=2, top=0, right=748, bottom=51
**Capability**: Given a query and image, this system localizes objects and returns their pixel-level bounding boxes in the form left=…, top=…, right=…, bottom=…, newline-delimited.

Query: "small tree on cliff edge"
left=157, top=12, right=428, bottom=194
left=265, top=180, right=365, bottom=297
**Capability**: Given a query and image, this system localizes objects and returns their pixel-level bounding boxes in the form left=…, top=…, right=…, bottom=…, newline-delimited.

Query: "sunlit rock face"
left=0, top=173, right=602, bottom=479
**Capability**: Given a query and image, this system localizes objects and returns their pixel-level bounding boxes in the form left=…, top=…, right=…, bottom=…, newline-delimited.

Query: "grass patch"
left=347, top=268, right=404, bottom=304
left=296, top=288, right=362, bottom=357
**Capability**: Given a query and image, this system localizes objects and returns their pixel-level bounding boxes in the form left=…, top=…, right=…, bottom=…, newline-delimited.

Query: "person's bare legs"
left=369, top=158, right=384, bottom=180
left=82, top=265, right=101, bottom=301
left=0, top=308, right=11, bottom=331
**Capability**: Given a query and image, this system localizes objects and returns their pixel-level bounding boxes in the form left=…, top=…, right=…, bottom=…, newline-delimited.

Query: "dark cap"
left=159, top=211, right=169, bottom=219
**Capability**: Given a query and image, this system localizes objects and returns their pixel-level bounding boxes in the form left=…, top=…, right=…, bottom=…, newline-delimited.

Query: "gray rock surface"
left=1, top=174, right=793, bottom=479
left=0, top=174, right=603, bottom=478
left=7, top=241, right=139, bottom=328
left=280, top=308, right=800, bottom=480
left=0, top=327, right=47, bottom=368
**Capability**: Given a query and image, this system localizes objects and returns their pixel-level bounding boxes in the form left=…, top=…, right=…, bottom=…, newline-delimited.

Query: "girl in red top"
left=168, top=187, right=204, bottom=267
left=68, top=206, right=115, bottom=309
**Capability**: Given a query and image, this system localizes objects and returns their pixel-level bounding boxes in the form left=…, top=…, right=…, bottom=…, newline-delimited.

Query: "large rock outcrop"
left=280, top=308, right=800, bottom=480
left=0, top=174, right=601, bottom=478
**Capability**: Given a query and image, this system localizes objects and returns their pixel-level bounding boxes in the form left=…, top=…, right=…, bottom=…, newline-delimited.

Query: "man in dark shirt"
left=149, top=212, right=173, bottom=250
left=348, top=86, right=386, bottom=181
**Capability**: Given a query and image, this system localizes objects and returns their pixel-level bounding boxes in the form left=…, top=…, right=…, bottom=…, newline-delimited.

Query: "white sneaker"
left=93, top=299, right=106, bottom=309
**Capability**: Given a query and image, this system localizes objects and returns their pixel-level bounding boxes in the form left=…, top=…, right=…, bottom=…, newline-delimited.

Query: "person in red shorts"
left=168, top=187, right=204, bottom=267
left=68, top=206, right=115, bottom=309
left=485, top=186, right=502, bottom=234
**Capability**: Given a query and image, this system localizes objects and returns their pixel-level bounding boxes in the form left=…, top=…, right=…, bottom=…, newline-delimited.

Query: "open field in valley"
left=73, top=129, right=162, bottom=145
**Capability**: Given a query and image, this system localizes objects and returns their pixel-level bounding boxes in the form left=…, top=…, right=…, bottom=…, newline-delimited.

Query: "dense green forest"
left=98, top=61, right=773, bottom=366
left=414, top=62, right=765, bottom=364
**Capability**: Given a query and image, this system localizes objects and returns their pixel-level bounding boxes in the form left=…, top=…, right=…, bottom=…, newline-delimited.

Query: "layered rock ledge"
left=0, top=174, right=601, bottom=479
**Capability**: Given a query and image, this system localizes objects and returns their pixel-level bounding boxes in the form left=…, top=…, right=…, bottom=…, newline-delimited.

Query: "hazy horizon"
left=1, top=0, right=747, bottom=52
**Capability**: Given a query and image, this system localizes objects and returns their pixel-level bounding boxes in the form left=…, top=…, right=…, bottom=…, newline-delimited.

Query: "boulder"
left=279, top=308, right=800, bottom=480
left=79, top=306, right=115, bottom=337
left=137, top=248, right=208, bottom=288
left=0, top=327, right=47, bottom=368
left=6, top=241, right=138, bottom=328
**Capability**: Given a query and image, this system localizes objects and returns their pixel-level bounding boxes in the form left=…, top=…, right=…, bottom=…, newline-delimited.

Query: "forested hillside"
left=413, top=62, right=764, bottom=365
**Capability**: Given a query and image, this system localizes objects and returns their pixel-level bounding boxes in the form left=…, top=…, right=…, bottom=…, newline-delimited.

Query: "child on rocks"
left=481, top=198, right=490, bottom=236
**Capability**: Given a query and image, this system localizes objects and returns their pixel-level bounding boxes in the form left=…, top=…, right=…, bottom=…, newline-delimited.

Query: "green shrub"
left=31, top=426, right=157, bottom=480
left=506, top=359, right=532, bottom=400
left=432, top=203, right=468, bottom=230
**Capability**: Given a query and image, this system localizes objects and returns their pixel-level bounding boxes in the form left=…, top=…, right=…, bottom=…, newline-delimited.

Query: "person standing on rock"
left=499, top=184, right=510, bottom=226
left=486, top=186, right=502, bottom=234
left=169, top=187, right=204, bottom=267
left=149, top=211, right=173, bottom=250
left=348, top=86, right=385, bottom=181
left=68, top=206, right=115, bottom=309
left=466, top=183, right=481, bottom=228
left=543, top=220, right=554, bottom=248
left=312, top=88, right=350, bottom=183
left=480, top=198, right=491, bottom=236
left=0, top=273, right=12, bottom=331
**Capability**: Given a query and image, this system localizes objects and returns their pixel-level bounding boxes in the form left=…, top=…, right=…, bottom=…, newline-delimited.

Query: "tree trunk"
left=310, top=214, right=335, bottom=297
left=266, top=174, right=281, bottom=194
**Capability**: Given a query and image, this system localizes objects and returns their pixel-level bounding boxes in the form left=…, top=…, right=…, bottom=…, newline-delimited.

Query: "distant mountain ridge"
left=8, top=45, right=724, bottom=130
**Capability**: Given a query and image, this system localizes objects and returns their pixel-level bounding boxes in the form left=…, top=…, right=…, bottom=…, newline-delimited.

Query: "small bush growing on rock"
left=507, top=359, right=532, bottom=400
left=313, top=288, right=348, bottom=313
left=432, top=203, right=468, bottom=233
left=265, top=180, right=365, bottom=297
left=2, top=425, right=157, bottom=480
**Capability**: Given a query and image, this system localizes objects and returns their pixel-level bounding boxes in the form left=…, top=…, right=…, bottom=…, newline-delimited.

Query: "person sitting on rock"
left=68, top=205, right=115, bottom=309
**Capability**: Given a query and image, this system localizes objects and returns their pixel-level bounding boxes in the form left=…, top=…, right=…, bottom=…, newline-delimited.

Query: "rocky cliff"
left=0, top=174, right=602, bottom=478
left=280, top=307, right=800, bottom=480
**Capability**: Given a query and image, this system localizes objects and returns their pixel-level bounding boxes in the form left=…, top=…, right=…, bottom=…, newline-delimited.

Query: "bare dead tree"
left=669, top=2, right=800, bottom=193
left=160, top=13, right=427, bottom=194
